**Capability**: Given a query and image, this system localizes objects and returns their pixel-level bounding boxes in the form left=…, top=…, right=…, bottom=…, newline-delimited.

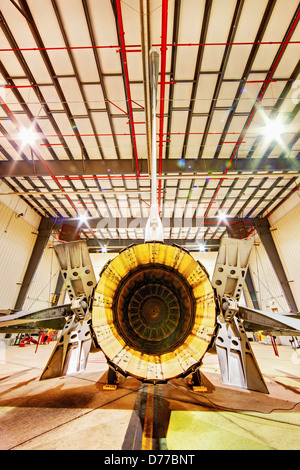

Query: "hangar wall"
left=248, top=240, right=290, bottom=313
left=22, top=237, right=62, bottom=312
left=0, top=201, right=39, bottom=310
left=270, top=199, right=300, bottom=311
left=248, top=192, right=300, bottom=314
left=0, top=180, right=41, bottom=229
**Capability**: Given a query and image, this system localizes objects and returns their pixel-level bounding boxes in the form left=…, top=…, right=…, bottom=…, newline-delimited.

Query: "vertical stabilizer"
left=212, top=238, right=269, bottom=393
left=40, top=241, right=96, bottom=380
left=145, top=49, right=164, bottom=243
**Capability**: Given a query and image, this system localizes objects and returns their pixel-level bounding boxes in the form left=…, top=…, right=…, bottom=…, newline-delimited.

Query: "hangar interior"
left=0, top=0, right=300, bottom=451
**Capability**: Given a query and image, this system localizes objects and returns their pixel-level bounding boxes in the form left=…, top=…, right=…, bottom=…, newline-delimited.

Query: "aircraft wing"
left=239, top=305, right=300, bottom=336
left=0, top=304, right=71, bottom=334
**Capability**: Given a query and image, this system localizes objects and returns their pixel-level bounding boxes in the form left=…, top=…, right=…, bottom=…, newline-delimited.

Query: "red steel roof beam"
left=115, top=0, right=140, bottom=177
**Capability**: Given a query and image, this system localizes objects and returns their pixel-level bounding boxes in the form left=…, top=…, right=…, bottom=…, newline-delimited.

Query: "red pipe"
left=106, top=99, right=129, bottom=115
left=40, top=143, right=64, bottom=146
left=1, top=40, right=299, bottom=53
left=0, top=45, right=125, bottom=52
left=0, top=96, right=18, bottom=123
left=1, top=131, right=253, bottom=138
left=115, top=0, right=140, bottom=177
left=4, top=130, right=290, bottom=140
left=244, top=80, right=277, bottom=83
left=118, top=49, right=141, bottom=53
left=158, top=0, right=169, bottom=211
left=158, top=81, right=176, bottom=85
left=204, top=9, right=300, bottom=220
left=4, top=85, right=35, bottom=89
left=53, top=175, right=294, bottom=183
left=57, top=175, right=149, bottom=180
left=131, top=100, right=144, bottom=109
left=33, top=152, right=79, bottom=214
left=0, top=133, right=146, bottom=138
left=158, top=40, right=300, bottom=47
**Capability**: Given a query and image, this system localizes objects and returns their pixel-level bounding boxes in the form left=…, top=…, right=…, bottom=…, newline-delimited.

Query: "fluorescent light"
left=101, top=246, right=107, bottom=254
left=18, top=126, right=37, bottom=146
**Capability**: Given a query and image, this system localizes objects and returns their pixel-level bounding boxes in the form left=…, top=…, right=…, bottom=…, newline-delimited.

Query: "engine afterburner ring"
left=92, top=242, right=217, bottom=382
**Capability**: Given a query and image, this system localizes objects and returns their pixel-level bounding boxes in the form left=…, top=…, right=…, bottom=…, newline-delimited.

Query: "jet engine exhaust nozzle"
left=92, top=242, right=217, bottom=382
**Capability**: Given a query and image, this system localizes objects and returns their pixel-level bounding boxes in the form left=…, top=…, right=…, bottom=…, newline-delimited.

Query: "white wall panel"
left=90, top=252, right=120, bottom=282
left=269, top=191, right=300, bottom=226
left=246, top=191, right=300, bottom=315
left=22, top=237, right=61, bottom=312
left=0, top=180, right=41, bottom=229
left=270, top=202, right=300, bottom=311
left=248, top=241, right=290, bottom=313
left=0, top=201, right=37, bottom=309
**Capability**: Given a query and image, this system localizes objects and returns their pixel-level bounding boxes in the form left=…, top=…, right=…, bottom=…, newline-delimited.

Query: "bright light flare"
left=263, top=118, right=284, bottom=141
left=18, top=126, right=37, bottom=146
left=218, top=211, right=227, bottom=222
left=78, top=213, right=88, bottom=226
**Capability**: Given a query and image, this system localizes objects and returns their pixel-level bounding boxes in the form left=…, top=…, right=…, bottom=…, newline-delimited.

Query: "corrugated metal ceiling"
left=0, top=0, right=299, bottom=251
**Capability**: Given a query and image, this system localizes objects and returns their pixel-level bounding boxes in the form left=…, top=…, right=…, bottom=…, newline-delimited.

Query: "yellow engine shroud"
left=92, top=242, right=217, bottom=382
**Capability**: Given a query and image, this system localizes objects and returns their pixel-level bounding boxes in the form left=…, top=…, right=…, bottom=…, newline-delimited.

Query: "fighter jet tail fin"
left=215, top=315, right=269, bottom=393
left=211, top=237, right=269, bottom=393
left=54, top=240, right=97, bottom=301
left=211, top=237, right=254, bottom=300
left=40, top=241, right=98, bottom=380
left=40, top=311, right=92, bottom=380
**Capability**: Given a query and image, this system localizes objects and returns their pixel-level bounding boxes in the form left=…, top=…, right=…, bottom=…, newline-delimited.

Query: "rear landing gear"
left=188, top=368, right=207, bottom=392
left=103, top=366, right=119, bottom=390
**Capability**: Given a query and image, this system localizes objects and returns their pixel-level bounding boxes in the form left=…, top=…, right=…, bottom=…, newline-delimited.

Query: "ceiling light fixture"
left=263, top=118, right=284, bottom=141
left=198, top=243, right=206, bottom=252
left=78, top=213, right=88, bottom=226
left=18, top=126, right=37, bottom=146
left=218, top=211, right=227, bottom=222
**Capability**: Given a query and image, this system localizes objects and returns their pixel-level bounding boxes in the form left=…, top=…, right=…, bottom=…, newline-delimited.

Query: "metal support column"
left=254, top=217, right=298, bottom=313
left=14, top=217, right=54, bottom=311
left=245, top=268, right=260, bottom=310
left=51, top=272, right=64, bottom=306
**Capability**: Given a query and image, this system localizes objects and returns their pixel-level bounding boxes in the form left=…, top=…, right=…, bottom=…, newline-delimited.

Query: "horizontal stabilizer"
left=0, top=304, right=70, bottom=333
left=239, top=306, right=300, bottom=335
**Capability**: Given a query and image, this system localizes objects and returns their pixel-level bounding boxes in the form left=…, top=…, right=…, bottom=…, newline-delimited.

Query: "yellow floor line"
left=141, top=389, right=154, bottom=450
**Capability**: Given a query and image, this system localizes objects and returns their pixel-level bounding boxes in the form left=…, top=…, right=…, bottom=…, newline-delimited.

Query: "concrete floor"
left=0, top=340, right=299, bottom=450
